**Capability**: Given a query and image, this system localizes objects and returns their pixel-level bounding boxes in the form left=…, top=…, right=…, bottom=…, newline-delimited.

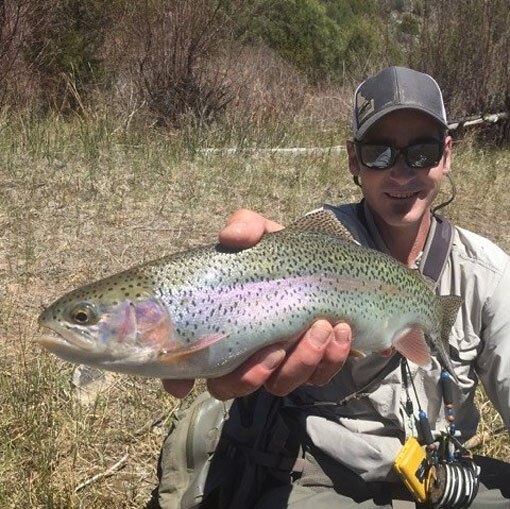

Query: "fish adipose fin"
left=286, top=210, right=360, bottom=244
left=158, top=333, right=227, bottom=363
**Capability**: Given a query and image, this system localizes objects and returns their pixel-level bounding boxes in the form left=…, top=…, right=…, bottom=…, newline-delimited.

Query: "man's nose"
left=389, top=153, right=415, bottom=180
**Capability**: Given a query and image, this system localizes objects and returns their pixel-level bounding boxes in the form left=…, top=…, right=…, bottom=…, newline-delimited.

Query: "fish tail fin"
left=439, top=295, right=463, bottom=343
left=436, top=295, right=463, bottom=383
left=431, top=334, right=459, bottom=384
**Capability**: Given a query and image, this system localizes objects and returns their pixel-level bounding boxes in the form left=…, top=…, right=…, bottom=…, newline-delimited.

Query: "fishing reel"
left=394, top=369, right=481, bottom=508
left=427, top=455, right=481, bottom=508
left=394, top=433, right=481, bottom=509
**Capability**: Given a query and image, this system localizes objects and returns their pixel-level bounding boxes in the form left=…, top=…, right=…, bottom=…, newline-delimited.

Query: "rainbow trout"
left=37, top=210, right=461, bottom=380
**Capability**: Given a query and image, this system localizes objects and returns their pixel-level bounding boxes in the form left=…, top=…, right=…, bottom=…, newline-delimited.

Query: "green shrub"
left=244, top=0, right=401, bottom=82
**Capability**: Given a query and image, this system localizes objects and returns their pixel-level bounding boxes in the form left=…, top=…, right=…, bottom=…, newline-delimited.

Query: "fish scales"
left=37, top=211, right=461, bottom=380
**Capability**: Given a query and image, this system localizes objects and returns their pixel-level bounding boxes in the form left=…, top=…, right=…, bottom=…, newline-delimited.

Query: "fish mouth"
left=36, top=322, right=146, bottom=366
left=36, top=319, right=124, bottom=365
left=36, top=329, right=110, bottom=363
left=37, top=321, right=99, bottom=351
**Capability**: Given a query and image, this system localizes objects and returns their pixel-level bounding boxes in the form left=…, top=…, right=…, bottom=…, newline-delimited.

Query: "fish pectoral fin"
left=158, top=333, right=228, bottom=363
left=392, top=328, right=431, bottom=367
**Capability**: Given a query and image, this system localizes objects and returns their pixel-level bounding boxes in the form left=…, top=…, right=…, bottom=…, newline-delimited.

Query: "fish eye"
left=70, top=303, right=98, bottom=325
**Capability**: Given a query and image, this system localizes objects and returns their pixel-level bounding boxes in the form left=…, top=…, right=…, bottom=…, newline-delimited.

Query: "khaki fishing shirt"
left=292, top=202, right=510, bottom=481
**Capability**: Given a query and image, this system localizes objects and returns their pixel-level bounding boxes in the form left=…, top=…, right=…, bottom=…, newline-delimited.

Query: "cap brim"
left=354, top=105, right=448, bottom=141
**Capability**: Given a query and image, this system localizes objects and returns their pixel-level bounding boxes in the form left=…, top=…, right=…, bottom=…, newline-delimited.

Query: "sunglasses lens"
left=357, top=140, right=443, bottom=169
left=359, top=145, right=394, bottom=169
left=407, top=142, right=442, bottom=168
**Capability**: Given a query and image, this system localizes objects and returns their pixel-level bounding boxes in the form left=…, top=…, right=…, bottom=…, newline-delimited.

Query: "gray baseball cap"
left=352, top=66, right=448, bottom=140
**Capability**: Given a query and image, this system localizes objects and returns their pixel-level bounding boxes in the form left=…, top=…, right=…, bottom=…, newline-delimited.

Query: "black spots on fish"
left=51, top=307, right=63, bottom=321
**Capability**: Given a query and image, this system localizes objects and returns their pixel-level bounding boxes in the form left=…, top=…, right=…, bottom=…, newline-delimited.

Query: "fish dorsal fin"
left=412, top=269, right=436, bottom=289
left=286, top=210, right=360, bottom=244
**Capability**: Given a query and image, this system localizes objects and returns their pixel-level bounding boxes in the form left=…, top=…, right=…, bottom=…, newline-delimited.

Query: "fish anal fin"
left=286, top=210, right=359, bottom=244
left=158, top=333, right=227, bottom=364
left=392, top=327, right=431, bottom=367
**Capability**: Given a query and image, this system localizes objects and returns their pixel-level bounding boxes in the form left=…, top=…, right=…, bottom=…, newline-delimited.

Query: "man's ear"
left=442, top=135, right=453, bottom=175
left=346, top=140, right=360, bottom=178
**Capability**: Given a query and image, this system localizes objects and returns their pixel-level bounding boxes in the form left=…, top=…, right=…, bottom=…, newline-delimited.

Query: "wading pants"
left=254, top=445, right=510, bottom=509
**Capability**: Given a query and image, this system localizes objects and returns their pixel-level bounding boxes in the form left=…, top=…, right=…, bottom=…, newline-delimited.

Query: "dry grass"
left=1, top=114, right=509, bottom=508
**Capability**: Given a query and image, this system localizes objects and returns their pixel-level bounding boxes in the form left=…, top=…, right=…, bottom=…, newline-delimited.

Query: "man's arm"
left=162, top=209, right=352, bottom=400
left=477, top=257, right=510, bottom=430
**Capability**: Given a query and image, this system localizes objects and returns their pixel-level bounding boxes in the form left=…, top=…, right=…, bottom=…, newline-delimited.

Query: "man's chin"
left=382, top=206, right=430, bottom=228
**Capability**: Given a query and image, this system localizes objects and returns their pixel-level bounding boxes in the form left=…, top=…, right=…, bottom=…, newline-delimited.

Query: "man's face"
left=348, top=110, right=452, bottom=230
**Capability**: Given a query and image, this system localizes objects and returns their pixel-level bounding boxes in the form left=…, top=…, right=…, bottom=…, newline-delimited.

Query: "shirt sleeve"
left=476, top=257, right=510, bottom=430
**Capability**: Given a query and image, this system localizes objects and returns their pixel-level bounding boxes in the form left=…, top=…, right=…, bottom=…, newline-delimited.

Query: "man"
left=159, top=67, right=510, bottom=508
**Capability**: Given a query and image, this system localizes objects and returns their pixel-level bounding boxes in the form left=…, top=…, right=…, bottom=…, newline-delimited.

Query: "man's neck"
left=373, top=213, right=431, bottom=267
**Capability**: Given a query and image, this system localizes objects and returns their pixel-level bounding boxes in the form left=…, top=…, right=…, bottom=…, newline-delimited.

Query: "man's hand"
left=162, top=209, right=352, bottom=400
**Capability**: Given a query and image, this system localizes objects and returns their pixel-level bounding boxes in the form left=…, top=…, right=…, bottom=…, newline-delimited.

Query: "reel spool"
left=427, top=459, right=481, bottom=509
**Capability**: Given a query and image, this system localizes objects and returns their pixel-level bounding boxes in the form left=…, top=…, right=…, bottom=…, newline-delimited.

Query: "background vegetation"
left=0, top=0, right=509, bottom=135
left=1, top=0, right=510, bottom=507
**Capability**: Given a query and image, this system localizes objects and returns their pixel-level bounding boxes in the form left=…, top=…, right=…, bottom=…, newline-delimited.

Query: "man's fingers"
left=219, top=209, right=283, bottom=250
left=161, top=379, right=194, bottom=398
left=163, top=321, right=352, bottom=400
left=264, top=320, right=338, bottom=396
left=307, top=321, right=352, bottom=385
left=207, top=344, right=287, bottom=400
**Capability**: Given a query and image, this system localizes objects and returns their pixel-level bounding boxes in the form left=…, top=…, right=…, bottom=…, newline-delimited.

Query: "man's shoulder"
left=452, top=224, right=509, bottom=274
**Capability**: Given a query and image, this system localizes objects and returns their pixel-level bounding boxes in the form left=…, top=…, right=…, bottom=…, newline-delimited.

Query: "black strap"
left=421, top=213, right=453, bottom=286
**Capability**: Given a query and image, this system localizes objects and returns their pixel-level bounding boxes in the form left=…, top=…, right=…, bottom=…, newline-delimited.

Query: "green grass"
left=1, top=114, right=509, bottom=508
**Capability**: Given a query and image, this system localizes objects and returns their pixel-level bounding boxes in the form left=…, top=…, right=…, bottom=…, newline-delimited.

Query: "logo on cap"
left=356, top=92, right=375, bottom=126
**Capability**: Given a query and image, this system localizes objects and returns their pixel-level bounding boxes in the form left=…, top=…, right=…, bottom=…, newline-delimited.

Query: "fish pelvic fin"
left=158, top=333, right=227, bottom=363
left=286, top=210, right=360, bottom=244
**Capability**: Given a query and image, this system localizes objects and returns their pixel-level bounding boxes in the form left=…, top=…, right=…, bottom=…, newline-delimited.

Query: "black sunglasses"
left=354, top=138, right=445, bottom=170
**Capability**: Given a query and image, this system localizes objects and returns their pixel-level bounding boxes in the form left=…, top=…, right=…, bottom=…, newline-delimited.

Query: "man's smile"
left=384, top=190, right=421, bottom=200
